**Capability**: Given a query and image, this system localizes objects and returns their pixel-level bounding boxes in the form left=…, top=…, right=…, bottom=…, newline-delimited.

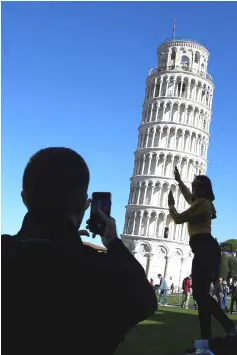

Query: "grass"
left=115, top=306, right=237, bottom=355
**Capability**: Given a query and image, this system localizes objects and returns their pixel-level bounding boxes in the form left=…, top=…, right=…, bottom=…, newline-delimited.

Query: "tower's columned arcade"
left=121, top=39, right=214, bottom=288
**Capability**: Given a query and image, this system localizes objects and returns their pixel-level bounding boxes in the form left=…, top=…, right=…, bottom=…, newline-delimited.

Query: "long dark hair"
left=194, top=175, right=215, bottom=201
left=194, top=175, right=216, bottom=219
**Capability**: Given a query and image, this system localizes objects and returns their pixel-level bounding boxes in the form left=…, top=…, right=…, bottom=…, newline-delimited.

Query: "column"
left=163, top=103, right=166, bottom=121
left=137, top=133, right=141, bottom=149
left=194, top=84, right=198, bottom=101
left=144, top=215, right=149, bottom=236
left=164, top=255, right=171, bottom=279
left=182, top=132, right=186, bottom=151
left=169, top=156, right=174, bottom=177
left=159, top=79, right=163, bottom=97
left=177, top=103, right=180, bottom=123
left=123, top=215, right=128, bottom=233
left=155, top=103, right=160, bottom=121
left=172, top=78, right=176, bottom=96
left=155, top=155, right=158, bottom=175
left=132, top=187, right=137, bottom=204
left=180, top=81, right=183, bottom=97
left=146, top=254, right=154, bottom=278
left=145, top=131, right=149, bottom=148
left=158, top=187, right=162, bottom=207
left=138, top=212, right=143, bottom=235
left=141, top=156, right=146, bottom=175
left=136, top=158, right=141, bottom=175
left=187, top=80, right=191, bottom=99
left=165, top=76, right=169, bottom=96
left=162, top=155, right=166, bottom=175
left=178, top=258, right=186, bottom=290
left=133, top=160, right=137, bottom=175
left=151, top=129, right=156, bottom=147
left=147, top=154, right=152, bottom=175
left=132, top=212, right=137, bottom=235
left=153, top=79, right=157, bottom=97
left=128, top=187, right=133, bottom=204
left=179, top=132, right=183, bottom=151
left=143, top=185, right=148, bottom=204
left=136, top=184, right=141, bottom=204
left=210, top=95, right=213, bottom=108
left=149, top=104, right=153, bottom=122
left=153, top=216, right=158, bottom=237
left=169, top=103, right=173, bottom=121
left=184, top=106, right=188, bottom=124
left=204, top=89, right=207, bottom=105
left=150, top=185, right=155, bottom=204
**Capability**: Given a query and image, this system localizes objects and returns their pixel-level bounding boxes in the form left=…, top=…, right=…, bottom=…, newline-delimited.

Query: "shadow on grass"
left=115, top=308, right=237, bottom=355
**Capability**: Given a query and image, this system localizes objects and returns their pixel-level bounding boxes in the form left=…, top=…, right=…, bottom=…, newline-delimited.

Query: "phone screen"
left=90, top=192, right=111, bottom=235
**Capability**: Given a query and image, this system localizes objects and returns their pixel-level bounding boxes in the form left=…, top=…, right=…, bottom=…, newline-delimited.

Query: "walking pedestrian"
left=158, top=274, right=168, bottom=305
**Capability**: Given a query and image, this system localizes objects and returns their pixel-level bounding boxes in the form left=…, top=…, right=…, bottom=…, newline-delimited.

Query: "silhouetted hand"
left=85, top=198, right=92, bottom=210
left=174, top=166, right=181, bottom=183
left=78, top=230, right=90, bottom=238
left=168, top=191, right=175, bottom=207
left=86, top=210, right=118, bottom=248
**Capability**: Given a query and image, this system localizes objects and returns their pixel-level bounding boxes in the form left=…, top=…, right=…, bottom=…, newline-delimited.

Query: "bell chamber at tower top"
left=149, top=39, right=213, bottom=83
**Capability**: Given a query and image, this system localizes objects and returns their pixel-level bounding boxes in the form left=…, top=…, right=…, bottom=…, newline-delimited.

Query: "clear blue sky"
left=2, top=1, right=237, bottom=244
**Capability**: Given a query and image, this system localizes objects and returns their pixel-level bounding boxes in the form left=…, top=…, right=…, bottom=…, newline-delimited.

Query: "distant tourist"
left=209, top=282, right=215, bottom=297
left=222, top=279, right=229, bottom=313
left=2, top=147, right=157, bottom=355
left=170, top=282, right=175, bottom=294
left=168, top=167, right=236, bottom=353
left=182, top=275, right=192, bottom=309
left=158, top=274, right=168, bottom=305
left=214, top=278, right=224, bottom=308
left=230, top=277, right=237, bottom=314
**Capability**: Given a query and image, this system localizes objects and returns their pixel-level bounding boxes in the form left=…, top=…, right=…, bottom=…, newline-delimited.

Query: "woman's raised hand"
left=174, top=166, right=181, bottom=183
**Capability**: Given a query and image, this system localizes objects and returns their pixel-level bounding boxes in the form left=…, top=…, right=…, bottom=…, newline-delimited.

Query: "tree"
left=219, top=254, right=229, bottom=279
left=220, top=239, right=237, bottom=253
left=228, top=256, right=237, bottom=277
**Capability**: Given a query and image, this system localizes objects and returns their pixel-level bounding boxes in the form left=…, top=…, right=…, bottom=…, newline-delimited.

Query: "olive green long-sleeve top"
left=169, top=182, right=216, bottom=236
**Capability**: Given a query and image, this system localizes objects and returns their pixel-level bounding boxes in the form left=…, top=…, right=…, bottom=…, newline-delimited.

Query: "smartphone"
left=89, top=192, right=112, bottom=235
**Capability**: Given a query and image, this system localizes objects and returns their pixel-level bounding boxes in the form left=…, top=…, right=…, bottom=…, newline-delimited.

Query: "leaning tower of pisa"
left=121, top=38, right=214, bottom=288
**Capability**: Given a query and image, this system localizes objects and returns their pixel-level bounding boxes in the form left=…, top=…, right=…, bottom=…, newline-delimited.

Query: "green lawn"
left=115, top=306, right=237, bottom=355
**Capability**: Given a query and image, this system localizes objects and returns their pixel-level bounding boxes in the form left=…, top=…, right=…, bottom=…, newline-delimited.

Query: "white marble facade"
left=121, top=39, right=214, bottom=289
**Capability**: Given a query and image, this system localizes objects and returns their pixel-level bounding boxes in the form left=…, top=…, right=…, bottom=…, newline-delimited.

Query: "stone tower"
left=121, top=38, right=214, bottom=287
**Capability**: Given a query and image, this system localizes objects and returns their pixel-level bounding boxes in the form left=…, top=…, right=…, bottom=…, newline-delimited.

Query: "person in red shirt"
left=150, top=278, right=154, bottom=287
left=182, top=275, right=192, bottom=309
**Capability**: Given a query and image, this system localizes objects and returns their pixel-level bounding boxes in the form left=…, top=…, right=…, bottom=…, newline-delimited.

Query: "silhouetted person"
left=230, top=278, right=237, bottom=314
left=2, top=148, right=157, bottom=355
left=168, top=167, right=236, bottom=352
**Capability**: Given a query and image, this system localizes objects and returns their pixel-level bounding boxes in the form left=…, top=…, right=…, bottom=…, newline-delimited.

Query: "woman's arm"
left=178, top=181, right=193, bottom=205
left=174, top=167, right=193, bottom=205
left=169, top=199, right=209, bottom=224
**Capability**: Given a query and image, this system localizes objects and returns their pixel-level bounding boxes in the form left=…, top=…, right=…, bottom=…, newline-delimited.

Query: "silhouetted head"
left=192, top=175, right=215, bottom=201
left=22, top=147, right=90, bottom=228
left=192, top=175, right=216, bottom=219
left=158, top=274, right=162, bottom=279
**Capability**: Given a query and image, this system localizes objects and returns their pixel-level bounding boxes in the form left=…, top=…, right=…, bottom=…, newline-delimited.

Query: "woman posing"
left=168, top=167, right=236, bottom=353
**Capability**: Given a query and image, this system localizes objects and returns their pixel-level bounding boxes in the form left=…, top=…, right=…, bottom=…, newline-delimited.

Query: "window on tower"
left=194, top=52, right=200, bottom=64
left=181, top=56, right=190, bottom=69
left=171, top=48, right=176, bottom=61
